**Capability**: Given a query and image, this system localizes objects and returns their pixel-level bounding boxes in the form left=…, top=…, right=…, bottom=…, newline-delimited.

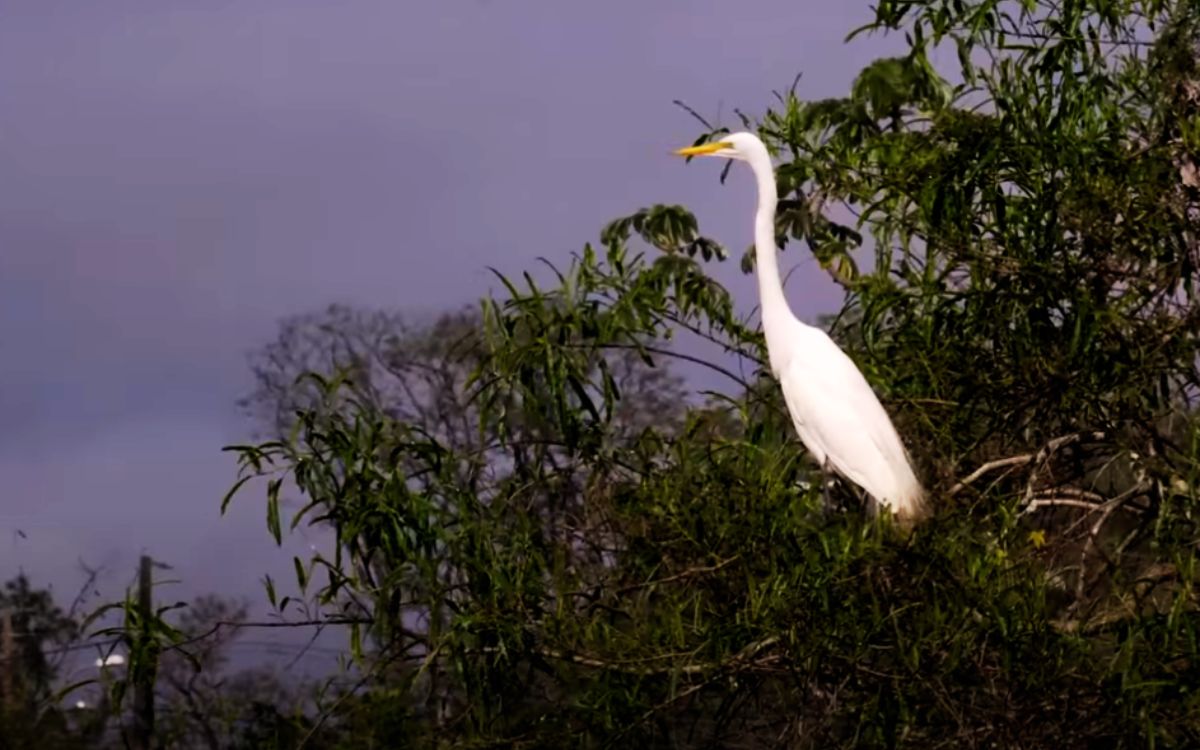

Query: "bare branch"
left=949, top=454, right=1033, bottom=495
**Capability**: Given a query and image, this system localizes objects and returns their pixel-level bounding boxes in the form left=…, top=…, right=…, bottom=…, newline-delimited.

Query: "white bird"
left=676, top=132, right=928, bottom=527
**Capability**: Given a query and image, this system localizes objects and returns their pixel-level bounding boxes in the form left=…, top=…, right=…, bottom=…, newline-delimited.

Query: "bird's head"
left=674, top=131, right=768, bottom=163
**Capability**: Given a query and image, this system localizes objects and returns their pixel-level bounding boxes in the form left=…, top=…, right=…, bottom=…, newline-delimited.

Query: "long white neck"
left=745, top=150, right=799, bottom=372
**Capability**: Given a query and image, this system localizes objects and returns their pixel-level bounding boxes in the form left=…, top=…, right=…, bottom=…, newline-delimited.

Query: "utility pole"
left=0, top=608, right=13, bottom=713
left=131, top=555, right=156, bottom=750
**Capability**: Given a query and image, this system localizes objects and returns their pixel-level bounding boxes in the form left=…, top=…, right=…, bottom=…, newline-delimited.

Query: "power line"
left=27, top=637, right=124, bottom=656
left=24, top=615, right=363, bottom=652
left=226, top=640, right=345, bottom=656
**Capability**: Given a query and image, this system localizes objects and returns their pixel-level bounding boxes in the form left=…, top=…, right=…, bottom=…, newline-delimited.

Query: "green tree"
left=0, top=575, right=79, bottom=705
left=222, top=1, right=1200, bottom=747
left=0, top=575, right=94, bottom=749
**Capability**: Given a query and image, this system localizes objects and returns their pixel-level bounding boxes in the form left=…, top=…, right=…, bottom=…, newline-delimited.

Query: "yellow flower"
left=1028, top=529, right=1046, bottom=549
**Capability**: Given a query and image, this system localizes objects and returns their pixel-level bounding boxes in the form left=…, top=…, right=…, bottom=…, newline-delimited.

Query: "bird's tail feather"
left=880, top=481, right=930, bottom=531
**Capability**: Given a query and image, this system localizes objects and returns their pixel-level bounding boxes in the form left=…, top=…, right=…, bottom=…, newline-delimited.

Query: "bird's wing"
left=777, top=327, right=915, bottom=501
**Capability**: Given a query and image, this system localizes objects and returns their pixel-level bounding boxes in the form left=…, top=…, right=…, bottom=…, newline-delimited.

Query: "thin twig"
left=1022, top=432, right=1108, bottom=506
left=1073, top=481, right=1152, bottom=603
left=613, top=556, right=741, bottom=596
left=1020, top=486, right=1128, bottom=517
left=949, top=454, right=1033, bottom=495
left=1022, top=497, right=1112, bottom=514
left=606, top=636, right=782, bottom=742
left=488, top=634, right=779, bottom=679
left=583, top=342, right=752, bottom=390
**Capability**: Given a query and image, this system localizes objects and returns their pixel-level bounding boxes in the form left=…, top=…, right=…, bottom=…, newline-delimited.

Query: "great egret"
left=676, top=132, right=928, bottom=527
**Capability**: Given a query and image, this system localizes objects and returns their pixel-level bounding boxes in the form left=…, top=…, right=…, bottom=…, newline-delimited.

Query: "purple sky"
left=0, top=0, right=902, bottom=668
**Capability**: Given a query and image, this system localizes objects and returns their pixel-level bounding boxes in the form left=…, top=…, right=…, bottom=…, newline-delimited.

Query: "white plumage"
left=676, top=132, right=927, bottom=526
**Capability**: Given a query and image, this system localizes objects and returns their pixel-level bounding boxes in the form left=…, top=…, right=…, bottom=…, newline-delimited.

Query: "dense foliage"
left=217, top=0, right=1200, bottom=746
left=0, top=575, right=88, bottom=748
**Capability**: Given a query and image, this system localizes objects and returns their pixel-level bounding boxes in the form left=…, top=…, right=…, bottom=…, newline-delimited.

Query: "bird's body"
left=777, top=322, right=925, bottom=517
left=676, top=132, right=927, bottom=526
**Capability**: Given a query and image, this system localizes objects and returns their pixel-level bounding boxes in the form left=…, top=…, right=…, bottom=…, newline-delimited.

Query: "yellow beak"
left=674, top=141, right=732, bottom=157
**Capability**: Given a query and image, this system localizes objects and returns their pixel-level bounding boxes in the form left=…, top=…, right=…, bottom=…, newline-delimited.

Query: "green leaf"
left=220, top=474, right=253, bottom=515
left=263, top=574, right=277, bottom=609
left=266, top=478, right=283, bottom=546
